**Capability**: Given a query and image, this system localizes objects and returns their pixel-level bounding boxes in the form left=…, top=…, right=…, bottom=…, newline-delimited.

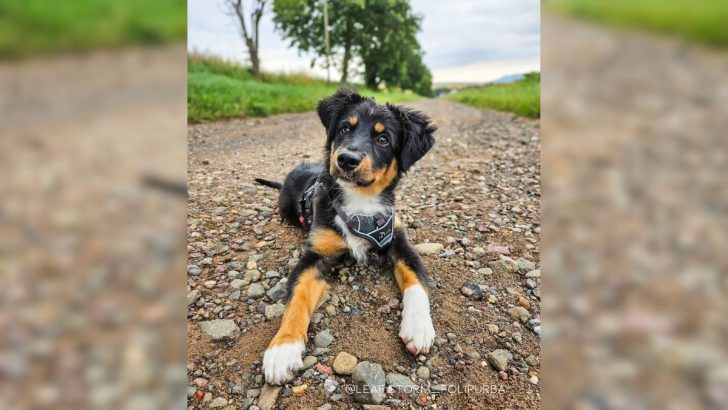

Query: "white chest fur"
left=335, top=182, right=390, bottom=263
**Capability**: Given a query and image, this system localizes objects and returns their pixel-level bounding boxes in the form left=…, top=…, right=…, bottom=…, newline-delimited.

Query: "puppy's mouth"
left=333, top=168, right=374, bottom=187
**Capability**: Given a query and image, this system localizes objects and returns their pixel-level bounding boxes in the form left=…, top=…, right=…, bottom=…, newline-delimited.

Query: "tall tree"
left=272, top=0, right=364, bottom=84
left=224, top=0, right=267, bottom=80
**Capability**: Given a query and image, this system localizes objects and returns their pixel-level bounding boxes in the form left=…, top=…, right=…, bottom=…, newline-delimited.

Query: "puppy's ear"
left=317, top=88, right=364, bottom=130
left=387, top=104, right=437, bottom=172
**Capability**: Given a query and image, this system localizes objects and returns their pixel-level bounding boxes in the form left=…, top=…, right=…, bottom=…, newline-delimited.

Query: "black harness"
left=299, top=178, right=395, bottom=251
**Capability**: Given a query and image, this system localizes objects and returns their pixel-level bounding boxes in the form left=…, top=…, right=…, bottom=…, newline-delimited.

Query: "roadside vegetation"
left=188, top=56, right=421, bottom=123
left=549, top=0, right=728, bottom=47
left=447, top=73, right=540, bottom=119
left=0, top=0, right=186, bottom=58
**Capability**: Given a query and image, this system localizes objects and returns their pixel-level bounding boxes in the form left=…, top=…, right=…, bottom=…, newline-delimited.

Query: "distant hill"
left=489, top=73, right=525, bottom=84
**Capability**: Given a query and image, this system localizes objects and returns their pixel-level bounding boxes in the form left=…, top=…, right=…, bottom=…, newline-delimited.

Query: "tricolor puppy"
left=254, top=88, right=437, bottom=385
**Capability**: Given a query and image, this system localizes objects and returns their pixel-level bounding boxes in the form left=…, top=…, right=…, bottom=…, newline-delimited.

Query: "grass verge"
left=446, top=73, right=540, bottom=119
left=548, top=0, right=728, bottom=47
left=188, top=56, right=422, bottom=123
left=0, top=0, right=186, bottom=58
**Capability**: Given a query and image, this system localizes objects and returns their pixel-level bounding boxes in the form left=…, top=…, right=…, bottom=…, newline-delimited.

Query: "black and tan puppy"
left=254, top=88, right=437, bottom=385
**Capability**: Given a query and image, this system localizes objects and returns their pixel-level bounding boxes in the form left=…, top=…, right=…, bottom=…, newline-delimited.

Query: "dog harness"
left=299, top=178, right=395, bottom=251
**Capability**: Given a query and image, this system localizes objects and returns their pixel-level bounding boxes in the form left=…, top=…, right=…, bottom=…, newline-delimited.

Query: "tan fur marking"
left=310, top=229, right=347, bottom=257
left=330, top=145, right=340, bottom=176
left=394, top=260, right=420, bottom=292
left=394, top=216, right=402, bottom=230
left=374, top=122, right=385, bottom=133
left=348, top=116, right=358, bottom=126
left=352, top=158, right=398, bottom=196
left=268, top=267, right=329, bottom=347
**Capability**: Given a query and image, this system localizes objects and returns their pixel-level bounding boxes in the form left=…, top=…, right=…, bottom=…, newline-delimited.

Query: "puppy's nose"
left=337, top=151, right=362, bottom=172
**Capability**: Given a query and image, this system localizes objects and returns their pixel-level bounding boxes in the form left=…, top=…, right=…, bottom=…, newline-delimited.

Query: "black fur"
left=254, top=88, right=437, bottom=297
left=253, top=178, right=283, bottom=190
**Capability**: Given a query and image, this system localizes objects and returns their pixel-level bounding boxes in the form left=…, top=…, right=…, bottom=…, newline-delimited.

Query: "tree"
left=224, top=0, right=267, bottom=80
left=272, top=0, right=364, bottom=84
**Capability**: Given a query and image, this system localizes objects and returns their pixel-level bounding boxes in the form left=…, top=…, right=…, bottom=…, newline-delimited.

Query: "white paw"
left=262, top=341, right=305, bottom=385
left=399, top=285, right=435, bottom=355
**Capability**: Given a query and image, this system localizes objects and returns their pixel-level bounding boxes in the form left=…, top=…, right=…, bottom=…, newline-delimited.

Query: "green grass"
left=188, top=56, right=423, bottom=123
left=0, top=0, right=186, bottom=58
left=548, top=0, right=728, bottom=47
left=446, top=73, right=540, bottom=118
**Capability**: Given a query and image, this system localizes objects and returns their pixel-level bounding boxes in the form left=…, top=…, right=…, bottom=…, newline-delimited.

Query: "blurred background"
left=187, top=0, right=540, bottom=122
left=542, top=0, right=728, bottom=408
left=0, top=1, right=187, bottom=409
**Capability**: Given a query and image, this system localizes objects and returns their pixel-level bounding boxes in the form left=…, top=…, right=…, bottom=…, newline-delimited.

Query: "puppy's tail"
left=254, top=178, right=283, bottom=190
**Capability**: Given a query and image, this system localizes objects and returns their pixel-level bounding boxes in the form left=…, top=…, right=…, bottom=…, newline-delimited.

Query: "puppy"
left=254, top=88, right=437, bottom=385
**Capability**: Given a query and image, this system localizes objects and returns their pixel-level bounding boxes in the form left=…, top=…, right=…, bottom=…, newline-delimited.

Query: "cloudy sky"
left=188, top=0, right=540, bottom=84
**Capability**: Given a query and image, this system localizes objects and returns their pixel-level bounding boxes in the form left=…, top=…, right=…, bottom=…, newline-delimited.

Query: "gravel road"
left=187, top=98, right=541, bottom=409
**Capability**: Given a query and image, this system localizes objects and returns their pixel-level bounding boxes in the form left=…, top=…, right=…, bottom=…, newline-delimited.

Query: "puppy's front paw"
left=262, top=341, right=305, bottom=385
left=399, top=285, right=435, bottom=355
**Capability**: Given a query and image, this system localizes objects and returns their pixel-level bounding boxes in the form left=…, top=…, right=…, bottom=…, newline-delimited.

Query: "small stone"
left=325, top=305, right=337, bottom=316
left=266, top=281, right=287, bottom=301
left=478, top=268, right=493, bottom=276
left=188, top=265, right=202, bottom=276
left=193, top=377, right=209, bottom=388
left=525, top=269, right=541, bottom=278
left=317, top=404, right=332, bottom=410
left=414, top=243, right=444, bottom=255
left=487, top=349, right=512, bottom=371
left=526, top=279, right=538, bottom=289
left=512, top=332, right=523, bottom=343
left=487, top=244, right=510, bottom=254
left=486, top=324, right=499, bottom=334
left=508, top=306, right=531, bottom=322
left=488, top=257, right=518, bottom=274
left=386, top=373, right=419, bottom=392
left=231, top=279, right=245, bottom=289
left=315, top=363, right=333, bottom=375
left=460, top=237, right=471, bottom=246
left=529, top=375, right=539, bottom=385
left=209, top=397, right=228, bottom=407
left=204, top=280, right=217, bottom=289
left=314, top=330, right=334, bottom=348
left=487, top=294, right=498, bottom=303
left=416, top=366, right=431, bottom=380
left=247, top=283, right=265, bottom=299
left=199, top=319, right=239, bottom=341
left=311, top=312, right=323, bottom=324
left=258, top=383, right=282, bottom=410
left=246, top=260, right=258, bottom=270
left=333, top=352, right=358, bottom=375
left=518, top=296, right=531, bottom=309
left=265, top=303, right=285, bottom=319
left=323, top=378, right=338, bottom=393
left=244, top=270, right=262, bottom=282
left=246, top=389, right=260, bottom=399
left=460, top=282, right=484, bottom=299
left=229, top=290, right=241, bottom=300
left=353, top=361, right=386, bottom=404
left=516, top=258, right=536, bottom=274
left=302, top=356, right=317, bottom=369
left=291, top=384, right=308, bottom=396
left=439, top=250, right=456, bottom=258
left=187, top=290, right=201, bottom=306
left=526, top=355, right=539, bottom=366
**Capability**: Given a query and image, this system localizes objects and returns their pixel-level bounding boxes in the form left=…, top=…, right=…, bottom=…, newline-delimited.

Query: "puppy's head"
left=317, top=89, right=436, bottom=196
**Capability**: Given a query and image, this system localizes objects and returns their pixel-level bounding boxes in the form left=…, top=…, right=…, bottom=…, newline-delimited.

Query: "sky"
left=188, top=0, right=540, bottom=84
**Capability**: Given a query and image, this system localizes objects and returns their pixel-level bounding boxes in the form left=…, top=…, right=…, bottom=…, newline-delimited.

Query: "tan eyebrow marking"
left=374, top=122, right=385, bottom=133
left=348, top=116, right=358, bottom=126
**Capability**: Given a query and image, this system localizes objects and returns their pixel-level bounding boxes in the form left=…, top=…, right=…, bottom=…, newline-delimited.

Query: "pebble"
left=333, top=352, right=358, bottom=375
left=486, top=324, right=499, bottom=334
left=526, top=355, right=539, bottom=366
left=199, top=319, right=239, bottom=341
left=230, top=279, right=245, bottom=289
left=187, top=290, right=201, bottom=306
left=209, top=397, right=228, bottom=407
left=256, top=384, right=281, bottom=410
left=302, top=355, right=317, bottom=369
left=487, top=349, right=512, bottom=371
left=487, top=244, right=510, bottom=254
left=314, top=330, right=334, bottom=348
left=204, top=280, right=217, bottom=288
left=325, top=305, right=337, bottom=316
left=317, top=404, right=332, bottom=410
left=244, top=270, right=262, bottom=282
left=266, top=281, right=287, bottom=301
left=229, top=290, right=241, bottom=300
left=529, top=375, right=539, bottom=385
left=512, top=332, right=523, bottom=343
left=516, top=258, right=536, bottom=274
left=246, top=260, right=257, bottom=270
left=264, top=303, right=285, bottom=319
left=193, top=377, right=208, bottom=388
left=386, top=373, right=419, bottom=392
left=439, top=250, right=456, bottom=258
left=414, top=243, right=444, bottom=255
left=526, top=279, right=538, bottom=289
left=323, top=378, right=338, bottom=393
left=525, top=269, right=541, bottom=278
left=478, top=268, right=493, bottom=276
left=246, top=389, right=260, bottom=399
left=315, top=363, right=333, bottom=375
left=518, top=296, right=531, bottom=309
left=488, top=257, right=518, bottom=274
left=292, top=384, right=308, bottom=396
left=460, top=281, right=484, bottom=299
left=416, top=366, right=431, bottom=380
left=508, top=306, right=531, bottom=322
left=353, top=361, right=386, bottom=404
left=247, top=283, right=265, bottom=299
left=188, top=265, right=202, bottom=276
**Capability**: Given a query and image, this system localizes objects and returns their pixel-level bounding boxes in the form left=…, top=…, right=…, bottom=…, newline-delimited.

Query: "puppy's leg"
left=263, top=258, right=328, bottom=385
left=263, top=229, right=346, bottom=384
left=391, top=224, right=436, bottom=355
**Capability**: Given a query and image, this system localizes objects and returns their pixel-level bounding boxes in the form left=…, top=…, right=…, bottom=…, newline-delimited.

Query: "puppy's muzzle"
left=336, top=149, right=362, bottom=172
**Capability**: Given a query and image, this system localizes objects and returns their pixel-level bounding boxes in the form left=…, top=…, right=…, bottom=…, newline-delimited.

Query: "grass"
left=548, top=0, right=728, bottom=47
left=446, top=73, right=540, bottom=118
left=0, top=0, right=186, bottom=58
left=188, top=56, right=423, bottom=123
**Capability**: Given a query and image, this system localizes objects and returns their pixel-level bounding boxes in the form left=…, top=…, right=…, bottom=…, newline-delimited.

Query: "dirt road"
left=187, top=98, right=541, bottom=409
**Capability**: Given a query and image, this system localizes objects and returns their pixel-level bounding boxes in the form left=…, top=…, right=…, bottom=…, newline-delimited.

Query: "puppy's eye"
left=341, top=125, right=351, bottom=134
left=376, top=134, right=389, bottom=146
